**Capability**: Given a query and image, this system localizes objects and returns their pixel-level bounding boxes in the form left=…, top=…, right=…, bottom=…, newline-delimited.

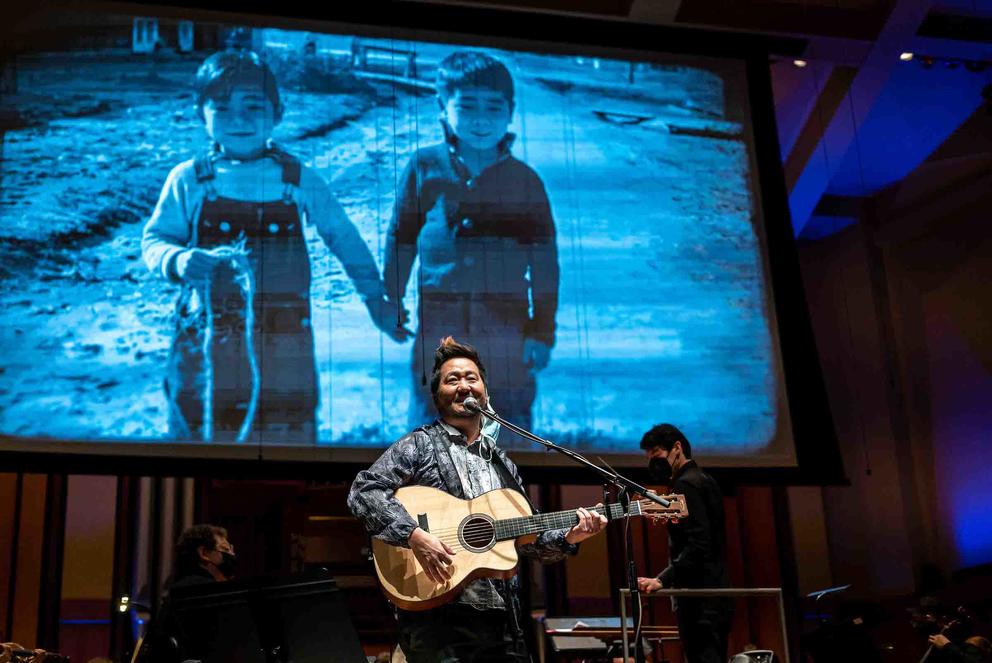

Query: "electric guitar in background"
left=372, top=485, right=687, bottom=610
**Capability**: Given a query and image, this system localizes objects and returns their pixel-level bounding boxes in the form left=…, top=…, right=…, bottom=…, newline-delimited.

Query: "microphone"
left=461, top=396, right=484, bottom=414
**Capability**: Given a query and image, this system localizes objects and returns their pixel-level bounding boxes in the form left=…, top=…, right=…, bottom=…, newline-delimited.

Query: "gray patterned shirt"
left=348, top=419, right=578, bottom=611
left=441, top=421, right=501, bottom=499
left=440, top=421, right=511, bottom=609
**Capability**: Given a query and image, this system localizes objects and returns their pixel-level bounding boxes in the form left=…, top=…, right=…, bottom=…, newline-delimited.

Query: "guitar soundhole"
left=459, top=514, right=496, bottom=552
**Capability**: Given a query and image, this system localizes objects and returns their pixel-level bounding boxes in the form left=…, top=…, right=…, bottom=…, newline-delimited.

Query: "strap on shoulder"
left=266, top=143, right=302, bottom=187
left=193, top=151, right=216, bottom=183
left=489, top=448, right=538, bottom=513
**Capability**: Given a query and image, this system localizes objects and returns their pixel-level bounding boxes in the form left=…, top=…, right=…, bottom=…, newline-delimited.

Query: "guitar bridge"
left=418, top=513, right=430, bottom=532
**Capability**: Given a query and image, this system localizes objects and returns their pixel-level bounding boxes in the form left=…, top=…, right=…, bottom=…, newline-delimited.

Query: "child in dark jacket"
left=383, top=51, right=559, bottom=435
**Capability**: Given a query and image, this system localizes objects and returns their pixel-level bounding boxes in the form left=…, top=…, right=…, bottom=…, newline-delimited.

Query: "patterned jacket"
left=348, top=420, right=577, bottom=609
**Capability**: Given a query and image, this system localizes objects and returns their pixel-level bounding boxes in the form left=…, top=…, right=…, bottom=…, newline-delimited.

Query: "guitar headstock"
left=638, top=493, right=688, bottom=524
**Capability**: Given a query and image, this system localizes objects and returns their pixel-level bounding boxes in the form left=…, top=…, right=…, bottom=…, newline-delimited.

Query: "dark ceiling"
left=405, top=0, right=992, bottom=238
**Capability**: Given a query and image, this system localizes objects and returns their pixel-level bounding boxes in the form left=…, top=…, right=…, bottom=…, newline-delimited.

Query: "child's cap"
left=195, top=50, right=283, bottom=121
left=436, top=51, right=515, bottom=110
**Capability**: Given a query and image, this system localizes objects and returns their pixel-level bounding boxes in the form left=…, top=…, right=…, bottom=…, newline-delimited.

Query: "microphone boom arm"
left=464, top=397, right=662, bottom=663
left=466, top=400, right=670, bottom=508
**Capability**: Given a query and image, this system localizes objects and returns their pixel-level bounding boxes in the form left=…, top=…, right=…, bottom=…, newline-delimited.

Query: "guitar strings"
left=432, top=522, right=571, bottom=540
left=415, top=500, right=671, bottom=542
left=421, top=500, right=663, bottom=537
left=425, top=507, right=642, bottom=534
left=427, top=519, right=588, bottom=544
left=406, top=500, right=678, bottom=574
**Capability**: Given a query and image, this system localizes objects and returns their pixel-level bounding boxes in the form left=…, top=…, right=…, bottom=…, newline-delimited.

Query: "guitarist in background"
left=348, top=337, right=607, bottom=662
left=636, top=424, right=734, bottom=663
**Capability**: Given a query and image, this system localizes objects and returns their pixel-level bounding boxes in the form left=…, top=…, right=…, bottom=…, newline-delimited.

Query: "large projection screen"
left=0, top=6, right=813, bottom=473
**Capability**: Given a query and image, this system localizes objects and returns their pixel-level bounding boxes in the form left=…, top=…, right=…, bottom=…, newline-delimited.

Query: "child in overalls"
left=142, top=51, right=406, bottom=444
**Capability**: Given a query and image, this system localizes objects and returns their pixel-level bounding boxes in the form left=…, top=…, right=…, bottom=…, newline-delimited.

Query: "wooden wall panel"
left=0, top=473, right=19, bottom=641
left=10, top=474, right=48, bottom=647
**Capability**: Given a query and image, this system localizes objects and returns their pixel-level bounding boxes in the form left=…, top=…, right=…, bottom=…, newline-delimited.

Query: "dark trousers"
left=676, top=602, right=732, bottom=663
left=397, top=605, right=531, bottom=663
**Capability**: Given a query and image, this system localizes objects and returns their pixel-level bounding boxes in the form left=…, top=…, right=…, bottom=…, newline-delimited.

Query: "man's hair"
left=430, top=336, right=487, bottom=402
left=174, top=524, right=227, bottom=577
left=639, top=423, right=692, bottom=458
left=436, top=51, right=515, bottom=110
left=194, top=51, right=283, bottom=121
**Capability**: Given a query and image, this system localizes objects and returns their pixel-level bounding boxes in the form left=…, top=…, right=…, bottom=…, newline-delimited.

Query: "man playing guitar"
left=348, top=337, right=608, bottom=662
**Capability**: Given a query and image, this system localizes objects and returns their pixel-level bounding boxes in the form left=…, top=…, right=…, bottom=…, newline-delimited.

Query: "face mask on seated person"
left=648, top=456, right=672, bottom=483
left=217, top=552, right=238, bottom=579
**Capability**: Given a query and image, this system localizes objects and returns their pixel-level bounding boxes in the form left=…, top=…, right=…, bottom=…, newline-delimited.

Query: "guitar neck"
left=494, top=501, right=642, bottom=541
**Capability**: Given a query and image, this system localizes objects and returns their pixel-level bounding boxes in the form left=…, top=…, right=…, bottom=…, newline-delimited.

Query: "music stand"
left=169, top=569, right=366, bottom=663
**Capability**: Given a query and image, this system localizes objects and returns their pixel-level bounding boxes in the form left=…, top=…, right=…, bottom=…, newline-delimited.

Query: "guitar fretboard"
left=494, top=501, right=643, bottom=541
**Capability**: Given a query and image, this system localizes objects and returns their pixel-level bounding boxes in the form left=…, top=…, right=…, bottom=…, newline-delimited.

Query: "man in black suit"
left=636, top=424, right=734, bottom=663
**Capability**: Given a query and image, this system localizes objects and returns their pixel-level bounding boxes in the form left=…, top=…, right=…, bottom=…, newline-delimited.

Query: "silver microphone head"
left=461, top=396, right=483, bottom=413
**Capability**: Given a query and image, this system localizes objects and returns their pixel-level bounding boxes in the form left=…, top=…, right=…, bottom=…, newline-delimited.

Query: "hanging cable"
left=808, top=52, right=874, bottom=477
left=256, top=163, right=266, bottom=455
left=410, top=38, right=428, bottom=389
left=559, top=76, right=591, bottom=434
left=372, top=61, right=388, bottom=437
left=842, top=83, right=874, bottom=476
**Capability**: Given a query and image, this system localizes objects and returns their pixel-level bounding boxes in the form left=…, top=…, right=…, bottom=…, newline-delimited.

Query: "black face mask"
left=648, top=456, right=672, bottom=483
left=217, top=552, right=237, bottom=579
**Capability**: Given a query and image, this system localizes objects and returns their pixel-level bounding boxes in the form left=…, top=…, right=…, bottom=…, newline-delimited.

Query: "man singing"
left=348, top=337, right=607, bottom=662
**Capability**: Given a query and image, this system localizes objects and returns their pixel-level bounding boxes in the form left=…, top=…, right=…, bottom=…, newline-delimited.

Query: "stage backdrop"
left=0, top=9, right=801, bottom=468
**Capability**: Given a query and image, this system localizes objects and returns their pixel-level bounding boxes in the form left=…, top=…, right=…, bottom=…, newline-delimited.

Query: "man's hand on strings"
left=565, top=506, right=608, bottom=544
left=409, top=527, right=456, bottom=583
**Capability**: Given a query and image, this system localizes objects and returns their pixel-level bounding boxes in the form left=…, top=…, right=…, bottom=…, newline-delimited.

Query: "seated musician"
left=135, top=524, right=237, bottom=663
left=928, top=634, right=992, bottom=663
left=348, top=337, right=607, bottom=662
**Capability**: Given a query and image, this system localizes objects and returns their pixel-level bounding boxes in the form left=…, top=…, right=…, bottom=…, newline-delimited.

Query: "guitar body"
left=370, top=485, right=687, bottom=611
left=372, top=486, right=533, bottom=611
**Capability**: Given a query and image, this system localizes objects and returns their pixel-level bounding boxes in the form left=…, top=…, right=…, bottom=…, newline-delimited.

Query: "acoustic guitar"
left=372, top=485, right=687, bottom=610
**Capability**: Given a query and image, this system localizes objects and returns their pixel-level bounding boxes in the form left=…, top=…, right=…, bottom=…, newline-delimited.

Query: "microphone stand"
left=470, top=403, right=669, bottom=663
left=469, top=403, right=669, bottom=508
